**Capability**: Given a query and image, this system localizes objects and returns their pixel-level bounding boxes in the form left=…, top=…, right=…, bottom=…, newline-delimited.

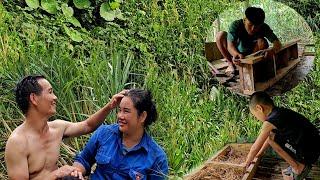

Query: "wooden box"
left=238, top=39, right=300, bottom=95
left=184, top=143, right=261, bottom=180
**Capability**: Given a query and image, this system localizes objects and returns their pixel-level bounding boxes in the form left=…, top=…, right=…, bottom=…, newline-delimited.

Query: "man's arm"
left=5, top=135, right=29, bottom=180
left=272, top=40, right=281, bottom=53
left=227, top=41, right=243, bottom=58
left=58, top=90, right=127, bottom=138
left=245, top=121, right=275, bottom=167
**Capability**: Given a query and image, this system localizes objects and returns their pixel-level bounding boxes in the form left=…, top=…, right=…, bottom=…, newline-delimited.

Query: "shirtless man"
left=5, top=75, right=126, bottom=179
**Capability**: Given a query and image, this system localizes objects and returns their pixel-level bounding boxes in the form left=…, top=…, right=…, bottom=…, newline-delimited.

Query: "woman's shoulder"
left=95, top=123, right=119, bottom=136
left=145, top=134, right=167, bottom=158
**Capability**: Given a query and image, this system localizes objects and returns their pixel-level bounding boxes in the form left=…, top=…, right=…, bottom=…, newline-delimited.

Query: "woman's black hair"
left=125, top=89, right=158, bottom=127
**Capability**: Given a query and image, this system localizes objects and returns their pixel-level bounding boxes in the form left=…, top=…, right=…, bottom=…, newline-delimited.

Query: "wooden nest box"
left=205, top=39, right=301, bottom=95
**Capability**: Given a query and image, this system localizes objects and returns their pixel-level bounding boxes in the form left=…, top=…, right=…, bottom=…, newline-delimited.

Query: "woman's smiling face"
left=117, top=96, right=144, bottom=134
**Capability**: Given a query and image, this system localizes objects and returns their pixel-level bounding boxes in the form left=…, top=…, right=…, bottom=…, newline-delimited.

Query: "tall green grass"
left=0, top=1, right=319, bottom=179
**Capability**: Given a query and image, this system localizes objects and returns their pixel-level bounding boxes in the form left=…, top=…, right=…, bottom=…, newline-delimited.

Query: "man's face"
left=244, top=18, right=261, bottom=35
left=33, top=78, right=57, bottom=116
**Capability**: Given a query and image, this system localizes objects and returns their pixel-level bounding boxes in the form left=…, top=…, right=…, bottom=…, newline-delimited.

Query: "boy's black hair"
left=15, top=75, right=45, bottom=115
left=245, top=7, right=265, bottom=25
left=249, top=91, right=274, bottom=108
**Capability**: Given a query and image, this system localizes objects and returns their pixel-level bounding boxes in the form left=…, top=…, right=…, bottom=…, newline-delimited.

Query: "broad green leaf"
left=41, top=0, right=57, bottom=14
left=63, top=25, right=83, bottom=42
left=73, top=0, right=91, bottom=9
left=68, top=16, right=81, bottom=27
left=109, top=2, right=120, bottom=10
left=25, top=0, right=39, bottom=9
left=61, top=3, right=74, bottom=17
left=115, top=9, right=125, bottom=20
left=100, top=3, right=115, bottom=21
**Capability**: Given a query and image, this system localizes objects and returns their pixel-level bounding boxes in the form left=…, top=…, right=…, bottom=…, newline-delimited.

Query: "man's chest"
left=27, top=130, right=63, bottom=175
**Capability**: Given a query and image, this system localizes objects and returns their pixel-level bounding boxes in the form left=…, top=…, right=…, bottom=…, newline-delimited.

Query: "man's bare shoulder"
left=48, top=119, right=69, bottom=128
left=6, top=125, right=28, bottom=154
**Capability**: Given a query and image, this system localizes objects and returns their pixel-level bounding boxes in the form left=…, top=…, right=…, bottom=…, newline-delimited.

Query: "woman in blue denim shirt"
left=72, top=89, right=168, bottom=180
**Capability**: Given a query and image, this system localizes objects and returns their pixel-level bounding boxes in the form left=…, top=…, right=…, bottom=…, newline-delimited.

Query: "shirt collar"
left=111, top=124, right=150, bottom=153
left=267, top=106, right=279, bottom=120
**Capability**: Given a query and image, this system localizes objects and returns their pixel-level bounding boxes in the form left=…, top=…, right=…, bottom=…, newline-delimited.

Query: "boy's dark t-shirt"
left=267, top=107, right=320, bottom=164
left=227, top=19, right=278, bottom=55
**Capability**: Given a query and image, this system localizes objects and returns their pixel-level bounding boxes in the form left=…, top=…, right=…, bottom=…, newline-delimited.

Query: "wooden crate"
left=238, top=39, right=301, bottom=95
left=184, top=143, right=262, bottom=180
left=205, top=42, right=223, bottom=62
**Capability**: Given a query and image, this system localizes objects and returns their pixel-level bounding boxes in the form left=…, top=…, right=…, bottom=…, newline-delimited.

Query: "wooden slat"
left=205, top=42, right=223, bottom=61
left=184, top=143, right=255, bottom=180
left=184, top=144, right=231, bottom=179
left=277, top=38, right=300, bottom=52
left=240, top=56, right=264, bottom=64
left=209, top=59, right=229, bottom=70
left=254, top=156, right=320, bottom=179
left=255, top=58, right=300, bottom=92
left=242, top=157, right=262, bottom=180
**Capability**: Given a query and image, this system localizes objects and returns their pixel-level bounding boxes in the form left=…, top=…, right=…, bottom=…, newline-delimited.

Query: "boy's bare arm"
left=257, top=138, right=270, bottom=157
left=5, top=135, right=29, bottom=180
left=245, top=121, right=275, bottom=167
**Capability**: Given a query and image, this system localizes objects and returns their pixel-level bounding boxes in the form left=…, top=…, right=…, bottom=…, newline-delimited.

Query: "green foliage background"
left=0, top=0, right=319, bottom=179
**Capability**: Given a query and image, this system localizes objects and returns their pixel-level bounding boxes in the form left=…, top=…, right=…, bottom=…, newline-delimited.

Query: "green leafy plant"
left=25, top=0, right=39, bottom=9
left=41, top=0, right=58, bottom=14
left=73, top=0, right=91, bottom=9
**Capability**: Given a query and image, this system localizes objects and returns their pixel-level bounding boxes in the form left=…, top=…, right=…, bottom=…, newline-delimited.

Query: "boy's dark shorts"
left=273, top=131, right=320, bottom=165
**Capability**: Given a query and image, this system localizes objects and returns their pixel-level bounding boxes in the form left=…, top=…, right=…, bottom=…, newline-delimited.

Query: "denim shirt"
left=74, top=124, right=169, bottom=180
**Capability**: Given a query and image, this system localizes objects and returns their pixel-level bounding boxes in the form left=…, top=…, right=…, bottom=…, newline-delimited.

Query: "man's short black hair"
left=249, top=91, right=274, bottom=108
left=15, top=75, right=45, bottom=115
left=245, top=7, right=265, bottom=25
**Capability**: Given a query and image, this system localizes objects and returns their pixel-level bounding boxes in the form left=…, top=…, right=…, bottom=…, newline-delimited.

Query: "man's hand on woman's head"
left=108, top=90, right=129, bottom=109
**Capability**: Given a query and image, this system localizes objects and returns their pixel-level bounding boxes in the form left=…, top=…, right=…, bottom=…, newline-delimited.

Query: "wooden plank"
left=184, top=143, right=254, bottom=179
left=255, top=58, right=300, bottom=91
left=207, top=161, right=245, bottom=171
left=240, top=56, right=264, bottom=64
left=184, top=144, right=230, bottom=179
left=242, top=157, right=262, bottom=180
left=205, top=42, right=223, bottom=61
left=242, top=64, right=255, bottom=92
left=209, top=59, right=229, bottom=70
left=277, top=38, right=300, bottom=52
left=254, top=156, right=320, bottom=179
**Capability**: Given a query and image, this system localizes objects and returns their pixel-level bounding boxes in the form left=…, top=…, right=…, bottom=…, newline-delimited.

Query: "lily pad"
left=25, top=0, right=40, bottom=9
left=100, top=3, right=115, bottom=21
left=64, top=25, right=83, bottom=42
left=41, top=0, right=58, bottom=14
left=61, top=3, right=74, bottom=17
left=73, top=0, right=91, bottom=9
